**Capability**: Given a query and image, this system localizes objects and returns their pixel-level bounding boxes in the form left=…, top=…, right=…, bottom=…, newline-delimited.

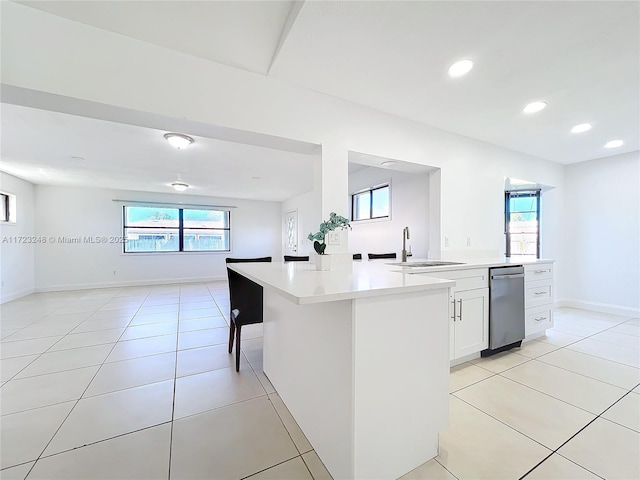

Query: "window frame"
left=122, top=205, right=231, bottom=254
left=505, top=189, right=541, bottom=258
left=351, top=183, right=390, bottom=222
left=0, top=193, right=9, bottom=222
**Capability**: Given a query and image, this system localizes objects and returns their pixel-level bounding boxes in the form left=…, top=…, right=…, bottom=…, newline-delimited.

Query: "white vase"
left=314, top=254, right=332, bottom=271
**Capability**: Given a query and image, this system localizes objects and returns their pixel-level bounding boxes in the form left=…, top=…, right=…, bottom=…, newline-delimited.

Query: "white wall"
left=0, top=173, right=36, bottom=302
left=348, top=167, right=429, bottom=259
left=282, top=157, right=322, bottom=258
left=282, top=190, right=319, bottom=258
left=561, top=152, right=640, bottom=315
left=34, top=186, right=282, bottom=291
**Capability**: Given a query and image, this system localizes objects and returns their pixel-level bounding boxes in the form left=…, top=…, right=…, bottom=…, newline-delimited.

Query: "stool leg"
left=228, top=320, right=235, bottom=354
left=235, top=325, right=242, bottom=372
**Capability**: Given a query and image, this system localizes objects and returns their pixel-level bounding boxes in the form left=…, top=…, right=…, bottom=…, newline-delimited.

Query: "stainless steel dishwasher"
left=481, top=265, right=525, bottom=357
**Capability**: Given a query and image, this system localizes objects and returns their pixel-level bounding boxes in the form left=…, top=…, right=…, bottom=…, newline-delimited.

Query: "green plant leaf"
left=313, top=240, right=326, bottom=255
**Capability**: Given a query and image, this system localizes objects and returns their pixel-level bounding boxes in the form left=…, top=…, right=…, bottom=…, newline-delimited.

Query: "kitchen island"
left=227, top=261, right=455, bottom=480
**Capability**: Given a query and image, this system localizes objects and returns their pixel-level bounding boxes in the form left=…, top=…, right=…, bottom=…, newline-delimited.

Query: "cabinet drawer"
left=525, top=306, right=553, bottom=336
left=525, top=263, right=553, bottom=282
left=525, top=283, right=552, bottom=308
left=428, top=268, right=488, bottom=292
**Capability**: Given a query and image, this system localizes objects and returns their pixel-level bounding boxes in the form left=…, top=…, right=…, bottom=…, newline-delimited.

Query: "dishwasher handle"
left=491, top=273, right=525, bottom=280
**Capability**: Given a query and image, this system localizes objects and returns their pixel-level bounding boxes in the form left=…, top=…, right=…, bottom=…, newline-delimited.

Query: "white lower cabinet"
left=525, top=304, right=553, bottom=333
left=524, top=262, right=554, bottom=337
left=450, top=287, right=489, bottom=360
left=428, top=268, right=490, bottom=361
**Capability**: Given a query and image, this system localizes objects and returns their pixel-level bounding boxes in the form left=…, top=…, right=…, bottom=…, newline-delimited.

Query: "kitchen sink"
left=389, top=261, right=466, bottom=267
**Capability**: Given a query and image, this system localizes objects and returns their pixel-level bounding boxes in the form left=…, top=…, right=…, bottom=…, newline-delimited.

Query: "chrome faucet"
left=402, top=226, right=410, bottom=262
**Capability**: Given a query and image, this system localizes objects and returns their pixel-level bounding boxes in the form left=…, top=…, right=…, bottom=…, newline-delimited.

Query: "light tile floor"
left=1, top=284, right=639, bottom=479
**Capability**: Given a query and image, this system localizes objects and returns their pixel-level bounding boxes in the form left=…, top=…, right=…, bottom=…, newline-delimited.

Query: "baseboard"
left=556, top=298, right=640, bottom=317
left=1, top=287, right=36, bottom=304
left=450, top=352, right=481, bottom=367
left=35, top=275, right=228, bottom=293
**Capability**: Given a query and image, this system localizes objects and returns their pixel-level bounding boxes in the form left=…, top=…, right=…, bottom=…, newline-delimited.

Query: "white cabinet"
left=524, top=262, right=554, bottom=337
left=425, top=268, right=489, bottom=360
left=450, top=287, right=489, bottom=359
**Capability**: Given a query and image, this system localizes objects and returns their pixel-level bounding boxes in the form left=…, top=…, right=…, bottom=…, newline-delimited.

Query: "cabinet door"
left=452, top=288, right=489, bottom=359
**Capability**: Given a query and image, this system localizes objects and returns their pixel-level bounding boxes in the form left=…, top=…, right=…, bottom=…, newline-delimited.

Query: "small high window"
left=505, top=190, right=540, bottom=258
left=0, top=192, right=16, bottom=223
left=351, top=184, right=390, bottom=221
left=0, top=193, right=9, bottom=222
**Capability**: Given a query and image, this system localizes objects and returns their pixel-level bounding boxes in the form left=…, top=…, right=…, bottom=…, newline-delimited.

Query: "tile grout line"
left=434, top=457, right=461, bottom=479
left=20, top=289, right=151, bottom=477
left=494, top=361, right=632, bottom=417
left=166, top=287, right=195, bottom=480
left=453, top=319, right=638, bottom=480
left=240, top=454, right=309, bottom=479
left=518, top=386, right=640, bottom=480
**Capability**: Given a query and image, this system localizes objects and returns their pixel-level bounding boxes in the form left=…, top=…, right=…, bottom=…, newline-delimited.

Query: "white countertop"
left=228, top=257, right=554, bottom=305
left=385, top=257, right=555, bottom=275
left=227, top=261, right=455, bottom=305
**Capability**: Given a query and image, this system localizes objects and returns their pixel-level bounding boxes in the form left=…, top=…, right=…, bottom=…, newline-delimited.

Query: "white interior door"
left=284, top=210, right=298, bottom=256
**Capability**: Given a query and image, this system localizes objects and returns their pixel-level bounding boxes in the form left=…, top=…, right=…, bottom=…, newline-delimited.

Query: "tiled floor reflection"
left=1, top=285, right=638, bottom=479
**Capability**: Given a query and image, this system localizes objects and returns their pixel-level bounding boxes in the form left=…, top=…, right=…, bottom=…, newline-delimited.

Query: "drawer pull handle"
left=534, top=270, right=549, bottom=274
left=451, top=299, right=456, bottom=321
left=534, top=316, right=547, bottom=322
left=534, top=292, right=547, bottom=296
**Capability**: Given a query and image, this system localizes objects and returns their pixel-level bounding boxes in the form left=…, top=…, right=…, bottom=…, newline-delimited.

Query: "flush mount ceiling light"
left=171, top=182, right=189, bottom=192
left=448, top=59, right=474, bottom=77
left=523, top=101, right=547, bottom=114
left=381, top=161, right=397, bottom=167
left=571, top=123, right=592, bottom=133
left=604, top=139, right=624, bottom=149
left=164, top=133, right=194, bottom=150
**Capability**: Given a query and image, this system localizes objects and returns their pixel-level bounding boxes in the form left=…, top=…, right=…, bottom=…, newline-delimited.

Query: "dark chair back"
left=368, top=253, right=397, bottom=260
left=225, top=257, right=272, bottom=327
left=353, top=253, right=362, bottom=260
left=284, top=255, right=309, bottom=262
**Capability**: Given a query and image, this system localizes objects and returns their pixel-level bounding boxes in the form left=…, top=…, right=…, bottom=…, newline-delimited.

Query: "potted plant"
left=307, top=212, right=351, bottom=270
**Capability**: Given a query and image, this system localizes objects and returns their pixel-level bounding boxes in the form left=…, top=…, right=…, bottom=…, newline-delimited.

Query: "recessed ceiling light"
left=448, top=59, right=474, bottom=77
left=571, top=123, right=592, bottom=134
left=381, top=161, right=397, bottom=167
left=171, top=182, right=189, bottom=192
left=164, top=133, right=194, bottom=150
left=604, top=140, right=624, bottom=149
left=523, top=101, right=547, bottom=114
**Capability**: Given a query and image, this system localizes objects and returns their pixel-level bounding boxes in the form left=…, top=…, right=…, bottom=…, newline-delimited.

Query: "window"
left=351, top=184, right=390, bottom=221
left=505, top=190, right=540, bottom=258
left=0, top=193, right=8, bottom=222
left=0, top=192, right=16, bottom=223
left=123, top=206, right=230, bottom=253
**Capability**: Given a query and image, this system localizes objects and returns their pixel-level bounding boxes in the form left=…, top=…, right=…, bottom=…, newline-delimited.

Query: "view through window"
left=505, top=190, right=540, bottom=258
left=123, top=206, right=230, bottom=253
left=351, top=184, right=390, bottom=221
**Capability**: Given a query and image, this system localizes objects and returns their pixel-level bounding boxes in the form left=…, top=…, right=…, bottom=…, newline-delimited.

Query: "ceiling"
left=0, top=103, right=316, bottom=201
left=2, top=1, right=638, bottom=198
